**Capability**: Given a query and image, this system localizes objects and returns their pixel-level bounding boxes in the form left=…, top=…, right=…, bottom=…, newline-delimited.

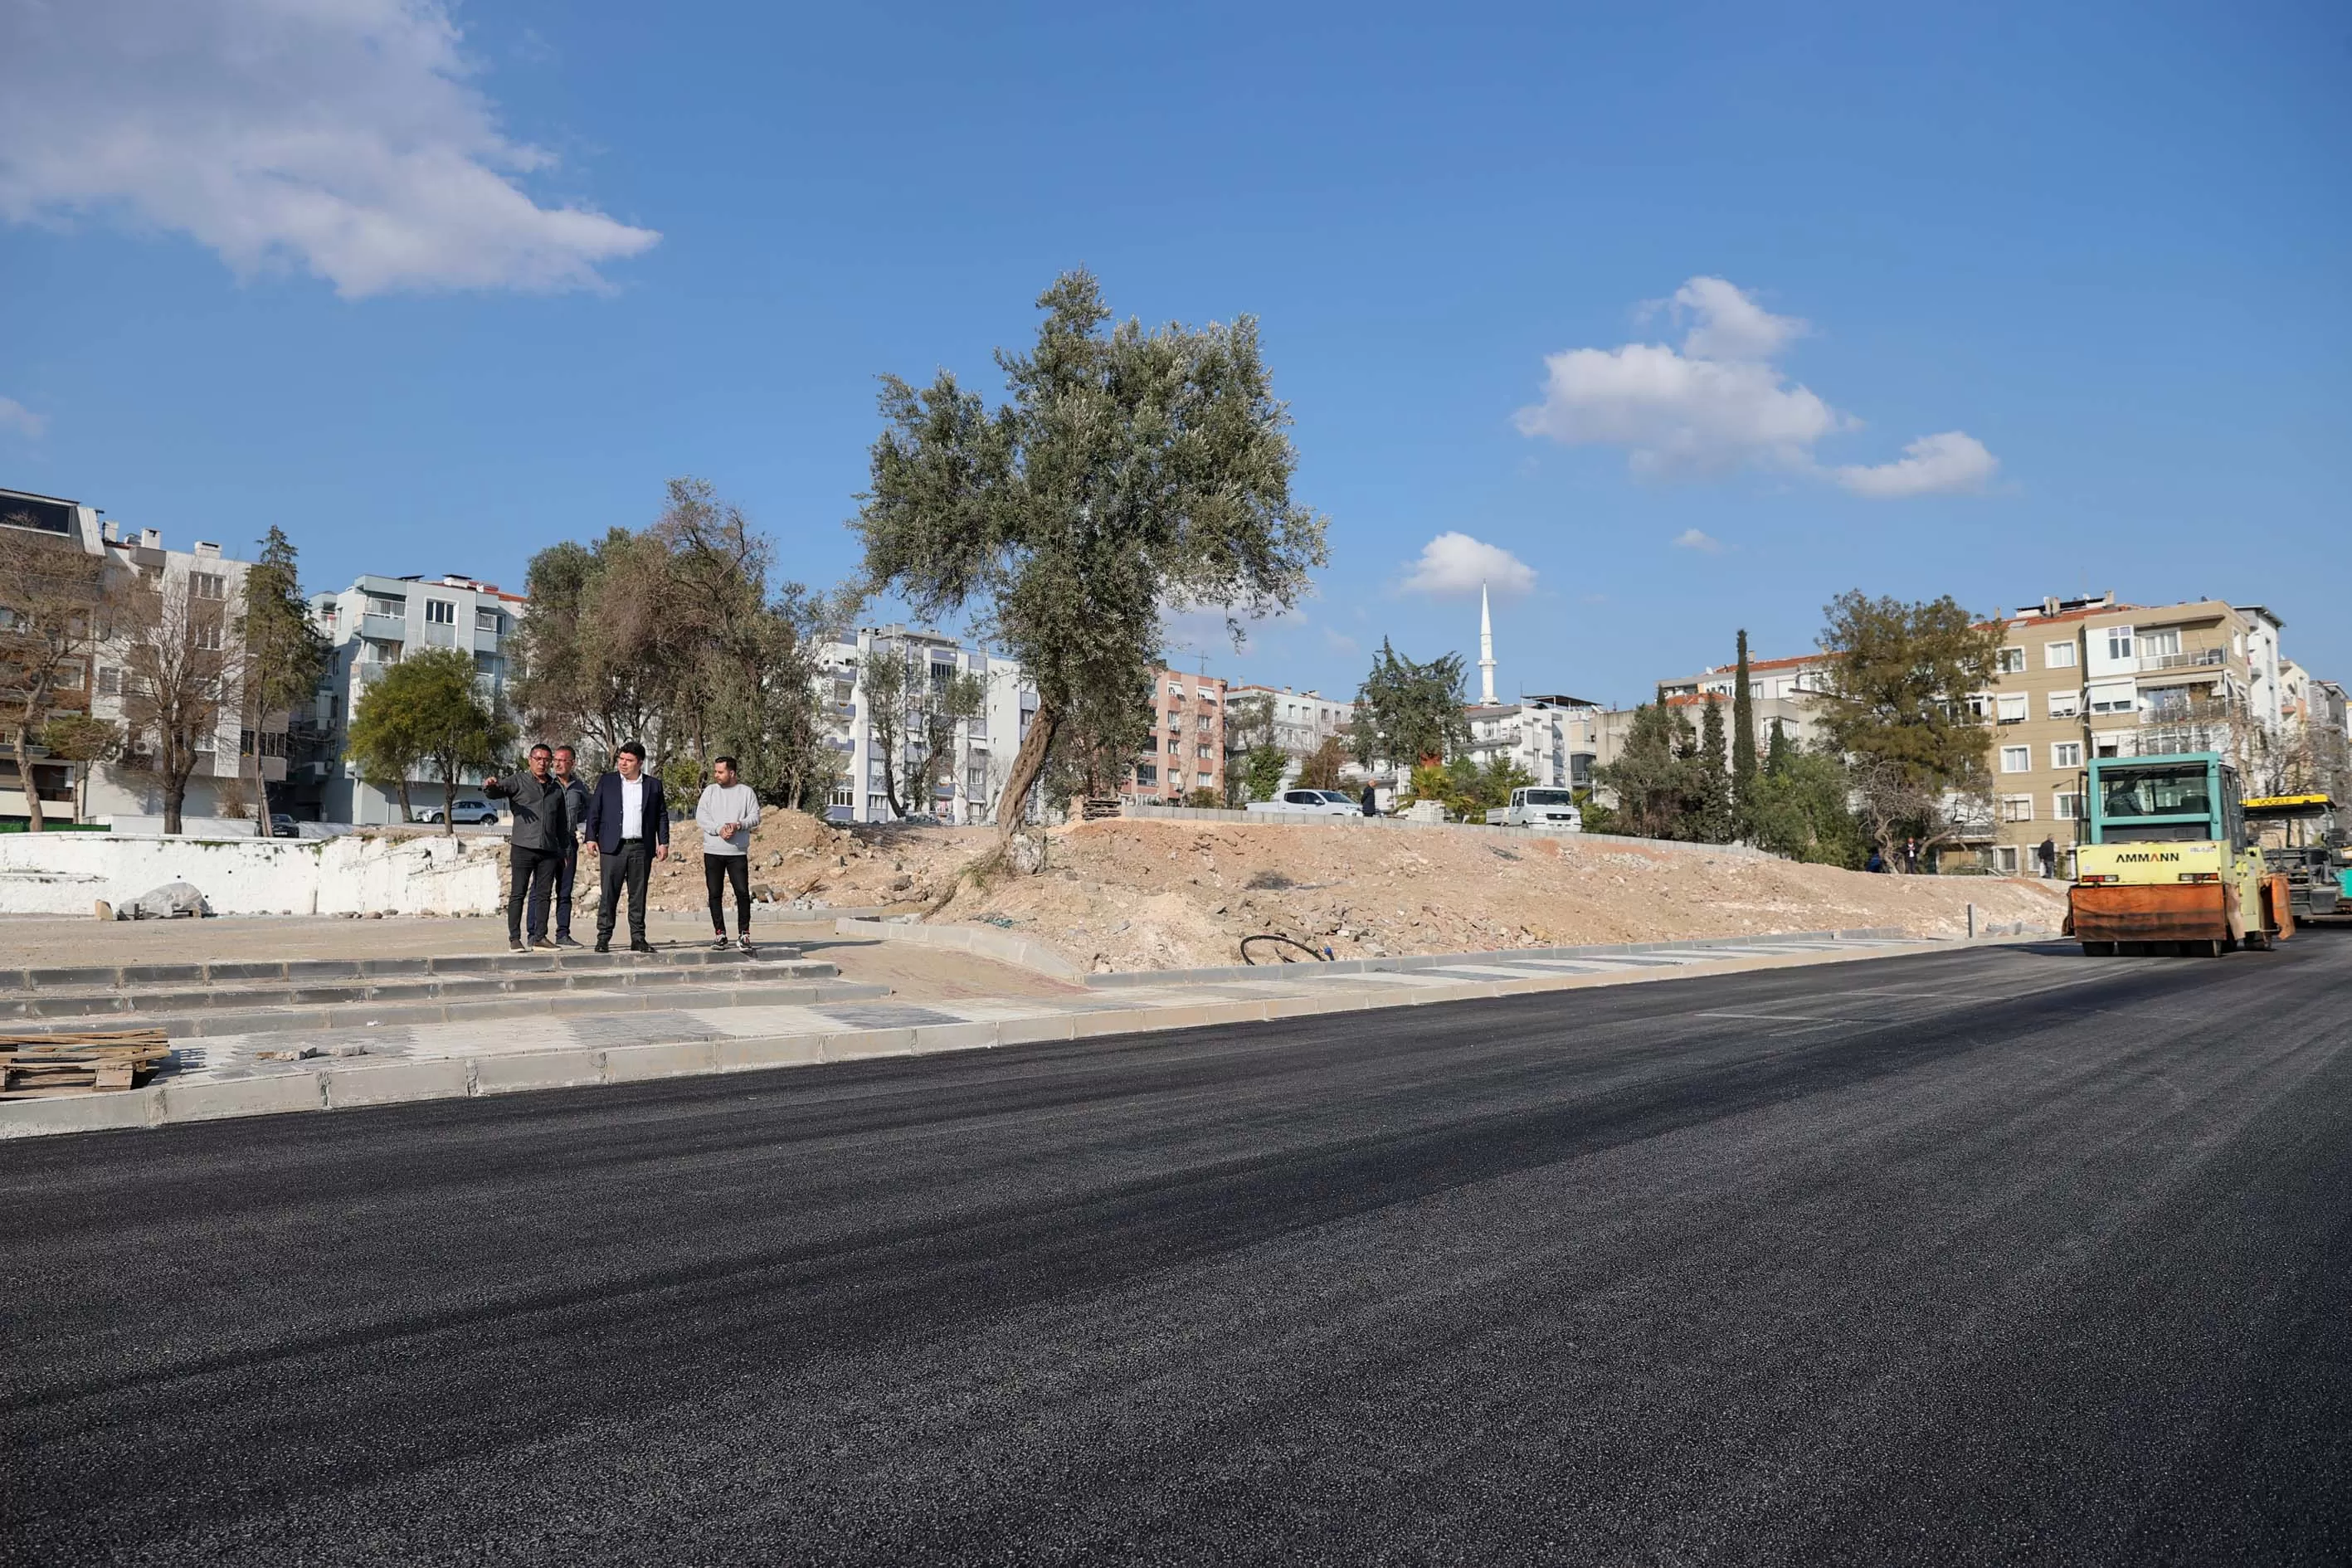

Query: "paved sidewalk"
left=2, top=930, right=1949, bottom=1139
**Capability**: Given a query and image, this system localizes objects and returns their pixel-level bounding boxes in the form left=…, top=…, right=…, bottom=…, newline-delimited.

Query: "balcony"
left=359, top=611, right=406, bottom=642
left=2138, top=647, right=2225, bottom=674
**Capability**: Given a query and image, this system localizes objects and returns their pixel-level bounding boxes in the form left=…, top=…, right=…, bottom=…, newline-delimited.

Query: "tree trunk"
left=443, top=771, right=458, bottom=836
left=12, top=729, right=44, bottom=832
left=993, top=700, right=1059, bottom=842
left=163, top=752, right=188, bottom=836
left=396, top=777, right=413, bottom=824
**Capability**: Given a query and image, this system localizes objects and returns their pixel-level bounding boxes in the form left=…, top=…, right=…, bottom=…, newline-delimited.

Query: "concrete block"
left=324, top=1058, right=474, bottom=1108
left=29, top=967, right=117, bottom=991
left=821, top=1027, right=916, bottom=1062
left=709, top=1035, right=828, bottom=1072
left=118, top=964, right=207, bottom=986
left=601, top=1040, right=718, bottom=1083
left=191, top=1008, right=334, bottom=1038
left=472, top=1049, right=608, bottom=1094
left=159, top=1072, right=328, bottom=1123
left=284, top=960, right=363, bottom=981
left=908, top=1021, right=998, bottom=1055
left=995, top=1013, right=1076, bottom=1046
left=0, top=1088, right=162, bottom=1138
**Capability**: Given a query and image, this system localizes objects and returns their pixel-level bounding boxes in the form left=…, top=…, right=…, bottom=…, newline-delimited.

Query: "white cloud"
left=1833, top=431, right=1999, bottom=499
left=1672, top=275, right=1806, bottom=361
left=1671, top=528, right=1722, bottom=553
left=0, top=0, right=660, bottom=299
left=1399, top=531, right=1536, bottom=598
left=0, top=397, right=47, bottom=438
left=1516, top=277, right=1996, bottom=498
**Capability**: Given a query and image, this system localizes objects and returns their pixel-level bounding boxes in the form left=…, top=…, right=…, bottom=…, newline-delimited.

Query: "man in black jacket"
left=549, top=744, right=591, bottom=947
left=580, top=740, right=670, bottom=953
left=483, top=744, right=569, bottom=952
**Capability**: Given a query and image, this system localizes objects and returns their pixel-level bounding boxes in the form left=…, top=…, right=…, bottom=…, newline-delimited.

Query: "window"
left=2087, top=683, right=2135, bottom=715
left=1196, top=714, right=1211, bottom=733
left=475, top=608, right=501, bottom=633
left=190, top=572, right=227, bottom=601
left=1196, top=743, right=1212, bottom=760
left=967, top=767, right=985, bottom=793
left=1142, top=735, right=1158, bottom=753
left=1996, top=694, right=2028, bottom=724
left=1965, top=693, right=1994, bottom=720
left=97, top=666, right=119, bottom=697
left=1993, top=846, right=2019, bottom=875
left=1999, top=746, right=2031, bottom=773
left=2054, top=791, right=2083, bottom=821
left=364, top=594, right=406, bottom=619
left=2140, top=627, right=2181, bottom=658
left=2000, top=795, right=2034, bottom=823
left=2045, top=641, right=2077, bottom=670
left=1136, top=763, right=1157, bottom=786
left=1996, top=647, right=2027, bottom=674
left=830, top=781, right=855, bottom=808
left=56, top=659, right=86, bottom=691
left=2052, top=742, right=2082, bottom=768
left=1197, top=772, right=1214, bottom=788
left=425, top=600, right=456, bottom=626
left=2094, top=736, right=2123, bottom=758
left=2048, top=690, right=2080, bottom=718
left=2104, top=626, right=2134, bottom=662
left=192, top=728, right=214, bottom=753
left=194, top=621, right=223, bottom=651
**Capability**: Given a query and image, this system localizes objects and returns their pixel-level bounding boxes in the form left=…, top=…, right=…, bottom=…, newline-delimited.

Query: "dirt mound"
left=638, top=812, right=2069, bottom=971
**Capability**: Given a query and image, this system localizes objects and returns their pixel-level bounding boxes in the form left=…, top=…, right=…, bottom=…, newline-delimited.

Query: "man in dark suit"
left=580, top=740, right=670, bottom=952
left=482, top=743, right=569, bottom=953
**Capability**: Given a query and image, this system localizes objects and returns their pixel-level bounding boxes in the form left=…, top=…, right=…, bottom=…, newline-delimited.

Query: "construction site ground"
left=634, top=811, right=2070, bottom=973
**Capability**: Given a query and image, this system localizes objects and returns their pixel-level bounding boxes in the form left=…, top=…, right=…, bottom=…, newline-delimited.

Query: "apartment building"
left=1463, top=695, right=1601, bottom=789
left=1127, top=668, right=1227, bottom=803
left=2279, top=660, right=2351, bottom=801
left=1655, top=652, right=1837, bottom=753
left=816, top=626, right=1036, bottom=825
left=1970, top=592, right=2286, bottom=874
left=1224, top=684, right=1355, bottom=788
left=0, top=488, right=103, bottom=823
left=295, top=573, right=528, bottom=825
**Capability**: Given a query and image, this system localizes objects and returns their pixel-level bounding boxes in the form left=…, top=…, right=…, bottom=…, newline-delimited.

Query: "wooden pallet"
left=0, top=1030, right=173, bottom=1099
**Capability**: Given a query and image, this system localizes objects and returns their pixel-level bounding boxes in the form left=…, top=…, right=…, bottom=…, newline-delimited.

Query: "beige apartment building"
left=1125, top=668, right=1226, bottom=803
left=1966, top=592, right=2286, bottom=874
left=1643, top=591, right=2301, bottom=874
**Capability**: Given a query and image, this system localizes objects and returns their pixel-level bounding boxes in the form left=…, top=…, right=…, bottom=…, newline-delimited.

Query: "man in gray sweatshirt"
left=695, top=756, right=763, bottom=953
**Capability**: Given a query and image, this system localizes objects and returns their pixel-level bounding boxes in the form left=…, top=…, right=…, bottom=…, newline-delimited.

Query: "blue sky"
left=3, top=1, right=2346, bottom=704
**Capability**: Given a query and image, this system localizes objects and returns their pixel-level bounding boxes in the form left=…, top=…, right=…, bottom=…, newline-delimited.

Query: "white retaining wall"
left=0, top=833, right=505, bottom=917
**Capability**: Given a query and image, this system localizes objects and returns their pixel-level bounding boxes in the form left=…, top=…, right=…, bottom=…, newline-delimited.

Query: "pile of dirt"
left=647, top=814, right=2068, bottom=973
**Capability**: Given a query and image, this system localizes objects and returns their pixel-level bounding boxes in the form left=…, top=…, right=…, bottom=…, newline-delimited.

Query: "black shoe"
left=738, top=940, right=757, bottom=958
left=710, top=933, right=731, bottom=952
left=594, top=940, right=611, bottom=954
left=630, top=940, right=655, bottom=954
left=554, top=934, right=583, bottom=948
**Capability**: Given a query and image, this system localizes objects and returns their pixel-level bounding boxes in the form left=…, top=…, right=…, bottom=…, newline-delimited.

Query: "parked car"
left=414, top=800, right=500, bottom=825
left=1483, top=787, right=1584, bottom=832
left=1245, top=789, right=1362, bottom=818
left=270, top=813, right=299, bottom=839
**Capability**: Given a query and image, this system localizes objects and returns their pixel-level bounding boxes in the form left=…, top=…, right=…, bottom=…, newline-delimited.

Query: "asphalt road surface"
left=7, top=937, right=2350, bottom=1566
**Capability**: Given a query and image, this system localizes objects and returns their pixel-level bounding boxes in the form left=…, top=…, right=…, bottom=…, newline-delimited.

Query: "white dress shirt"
left=620, top=775, right=645, bottom=839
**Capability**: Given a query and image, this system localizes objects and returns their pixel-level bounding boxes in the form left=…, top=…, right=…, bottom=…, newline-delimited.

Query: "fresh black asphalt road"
left=6, top=937, right=2350, bottom=1566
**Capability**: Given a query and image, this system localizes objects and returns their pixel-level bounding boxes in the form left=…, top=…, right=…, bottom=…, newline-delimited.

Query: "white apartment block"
left=0, top=486, right=291, bottom=827
left=299, top=573, right=527, bottom=825
left=816, top=626, right=1037, bottom=825
left=1464, top=695, right=1601, bottom=790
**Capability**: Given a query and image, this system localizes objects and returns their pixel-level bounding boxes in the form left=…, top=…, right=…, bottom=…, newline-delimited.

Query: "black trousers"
left=704, top=853, right=751, bottom=936
left=508, top=845, right=560, bottom=942
left=553, top=840, right=580, bottom=937
left=596, top=840, right=653, bottom=945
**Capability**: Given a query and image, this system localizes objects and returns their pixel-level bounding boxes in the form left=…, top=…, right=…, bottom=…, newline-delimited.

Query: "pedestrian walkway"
left=1, top=928, right=1943, bottom=1139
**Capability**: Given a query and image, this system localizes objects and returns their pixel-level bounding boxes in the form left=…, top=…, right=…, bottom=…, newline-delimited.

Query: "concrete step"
left=0, top=944, right=811, bottom=995
left=0, top=959, right=846, bottom=1021
left=0, top=976, right=892, bottom=1041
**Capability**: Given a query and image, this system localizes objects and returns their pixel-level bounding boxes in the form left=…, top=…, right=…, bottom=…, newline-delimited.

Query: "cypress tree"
left=1695, top=694, right=1732, bottom=842
left=1731, top=628, right=1758, bottom=835
left=1765, top=717, right=1790, bottom=776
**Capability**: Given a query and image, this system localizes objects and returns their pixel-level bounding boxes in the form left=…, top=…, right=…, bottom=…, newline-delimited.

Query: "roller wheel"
left=2081, top=941, right=2116, bottom=957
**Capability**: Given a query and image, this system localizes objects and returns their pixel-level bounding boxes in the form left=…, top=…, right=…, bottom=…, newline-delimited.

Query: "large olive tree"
left=854, top=270, right=1327, bottom=840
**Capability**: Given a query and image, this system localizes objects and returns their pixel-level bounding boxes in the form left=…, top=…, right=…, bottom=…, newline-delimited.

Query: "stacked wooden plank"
left=0, top=1031, right=173, bottom=1098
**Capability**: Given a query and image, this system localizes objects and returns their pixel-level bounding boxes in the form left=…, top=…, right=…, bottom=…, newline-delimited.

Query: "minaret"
left=1478, top=582, right=1497, bottom=704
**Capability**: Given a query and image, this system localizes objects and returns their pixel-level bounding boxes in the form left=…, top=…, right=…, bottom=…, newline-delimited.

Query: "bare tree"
left=0, top=522, right=114, bottom=830
left=115, top=569, right=231, bottom=835
left=1849, top=751, right=1993, bottom=871
left=858, top=640, right=987, bottom=819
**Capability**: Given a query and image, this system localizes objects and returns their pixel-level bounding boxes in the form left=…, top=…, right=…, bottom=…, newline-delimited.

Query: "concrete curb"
left=1083, top=928, right=1913, bottom=987
left=833, top=917, right=1086, bottom=980
left=0, top=936, right=1959, bottom=1141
